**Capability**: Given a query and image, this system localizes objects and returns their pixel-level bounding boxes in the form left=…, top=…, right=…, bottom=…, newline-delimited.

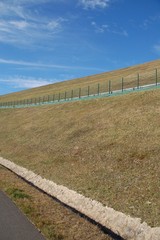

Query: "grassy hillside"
left=0, top=88, right=160, bottom=227
left=0, top=59, right=159, bottom=103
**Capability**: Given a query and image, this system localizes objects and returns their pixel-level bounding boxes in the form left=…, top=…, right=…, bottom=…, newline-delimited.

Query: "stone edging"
left=0, top=157, right=159, bottom=240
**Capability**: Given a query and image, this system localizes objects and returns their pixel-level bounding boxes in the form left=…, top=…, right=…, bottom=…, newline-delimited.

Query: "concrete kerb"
left=0, top=157, right=160, bottom=240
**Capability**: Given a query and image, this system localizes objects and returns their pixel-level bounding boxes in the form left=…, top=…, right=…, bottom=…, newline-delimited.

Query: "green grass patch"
left=6, top=188, right=31, bottom=200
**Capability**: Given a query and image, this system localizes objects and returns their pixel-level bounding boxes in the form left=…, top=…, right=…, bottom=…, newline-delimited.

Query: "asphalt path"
left=0, top=191, right=45, bottom=240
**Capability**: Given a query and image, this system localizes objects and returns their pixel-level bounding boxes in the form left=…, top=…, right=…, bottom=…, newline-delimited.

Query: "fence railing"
left=0, top=68, right=159, bottom=108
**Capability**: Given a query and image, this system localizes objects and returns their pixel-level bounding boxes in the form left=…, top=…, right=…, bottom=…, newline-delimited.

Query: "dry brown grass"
left=0, top=59, right=159, bottom=102
left=0, top=165, right=112, bottom=240
left=0, top=88, right=160, bottom=227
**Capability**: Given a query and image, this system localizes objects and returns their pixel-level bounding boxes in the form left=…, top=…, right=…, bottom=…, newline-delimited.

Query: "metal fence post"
left=108, top=80, right=111, bottom=94
left=137, top=73, right=140, bottom=89
left=98, top=83, right=100, bottom=95
left=122, top=77, right=124, bottom=92
left=156, top=68, right=158, bottom=86
left=71, top=90, right=73, bottom=99
left=88, top=86, right=90, bottom=97
left=79, top=88, right=81, bottom=98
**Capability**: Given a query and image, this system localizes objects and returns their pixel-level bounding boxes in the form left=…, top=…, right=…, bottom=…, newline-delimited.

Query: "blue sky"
left=0, top=0, right=160, bottom=95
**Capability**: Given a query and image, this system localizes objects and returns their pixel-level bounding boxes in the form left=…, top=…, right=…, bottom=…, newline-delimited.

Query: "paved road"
left=0, top=191, right=45, bottom=240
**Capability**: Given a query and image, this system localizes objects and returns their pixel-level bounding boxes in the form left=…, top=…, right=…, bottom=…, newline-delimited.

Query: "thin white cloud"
left=9, top=20, right=29, bottom=29
left=0, top=1, right=66, bottom=47
left=0, top=58, right=104, bottom=71
left=0, top=76, right=53, bottom=89
left=91, top=21, right=108, bottom=33
left=140, top=15, right=160, bottom=30
left=0, top=2, right=26, bottom=19
left=80, top=0, right=110, bottom=9
left=153, top=44, right=160, bottom=54
left=91, top=21, right=128, bottom=36
left=111, top=29, right=128, bottom=37
left=0, top=18, right=64, bottom=46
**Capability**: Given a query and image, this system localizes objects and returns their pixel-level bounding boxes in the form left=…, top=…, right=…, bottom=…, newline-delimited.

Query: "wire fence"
left=0, top=68, right=160, bottom=108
